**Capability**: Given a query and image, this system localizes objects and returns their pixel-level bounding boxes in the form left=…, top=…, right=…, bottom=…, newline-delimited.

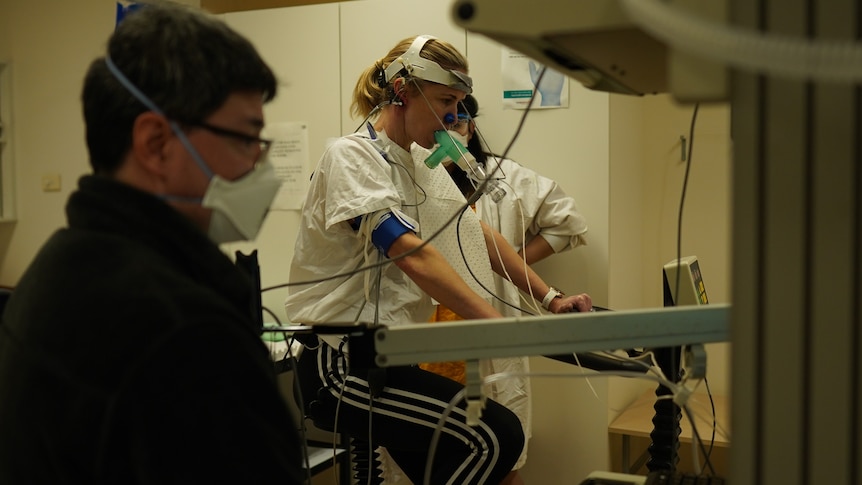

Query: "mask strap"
left=104, top=55, right=215, bottom=180
left=383, top=35, right=473, bottom=93
left=383, top=35, right=434, bottom=85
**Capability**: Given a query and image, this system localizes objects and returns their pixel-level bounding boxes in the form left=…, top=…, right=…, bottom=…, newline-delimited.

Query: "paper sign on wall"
left=265, top=122, right=309, bottom=211
left=501, top=48, right=569, bottom=110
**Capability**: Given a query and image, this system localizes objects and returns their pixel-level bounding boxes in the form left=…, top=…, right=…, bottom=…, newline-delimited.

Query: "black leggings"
left=295, top=339, right=524, bottom=485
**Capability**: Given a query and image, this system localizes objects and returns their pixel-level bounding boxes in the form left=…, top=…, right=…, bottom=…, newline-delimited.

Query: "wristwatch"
left=541, top=286, right=564, bottom=310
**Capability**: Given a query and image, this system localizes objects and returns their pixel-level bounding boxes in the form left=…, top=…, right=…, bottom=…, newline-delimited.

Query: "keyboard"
left=646, top=470, right=726, bottom=485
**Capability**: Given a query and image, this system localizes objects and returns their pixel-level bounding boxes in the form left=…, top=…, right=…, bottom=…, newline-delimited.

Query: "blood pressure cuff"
left=351, top=209, right=417, bottom=257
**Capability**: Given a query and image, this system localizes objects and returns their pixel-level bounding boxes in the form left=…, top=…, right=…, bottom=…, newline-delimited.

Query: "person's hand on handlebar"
left=549, top=293, right=592, bottom=313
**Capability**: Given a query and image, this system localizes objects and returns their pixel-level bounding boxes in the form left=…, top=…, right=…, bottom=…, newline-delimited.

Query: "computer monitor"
left=650, top=256, right=710, bottom=472
left=662, top=256, right=709, bottom=307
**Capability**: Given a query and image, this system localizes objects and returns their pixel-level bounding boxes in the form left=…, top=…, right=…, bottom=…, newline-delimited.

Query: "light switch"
left=41, top=174, right=61, bottom=192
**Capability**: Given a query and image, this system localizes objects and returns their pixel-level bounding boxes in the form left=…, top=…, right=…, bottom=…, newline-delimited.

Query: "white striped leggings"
left=296, top=339, right=524, bottom=485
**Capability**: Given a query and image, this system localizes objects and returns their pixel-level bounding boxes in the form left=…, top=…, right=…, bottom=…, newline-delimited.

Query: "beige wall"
left=639, top=97, right=732, bottom=396
left=0, top=0, right=198, bottom=284
left=607, top=92, right=732, bottom=422
left=0, top=1, right=114, bottom=280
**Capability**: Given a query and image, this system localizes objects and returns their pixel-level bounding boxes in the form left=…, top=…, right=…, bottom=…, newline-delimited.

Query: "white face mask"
left=203, top=156, right=281, bottom=244
left=448, top=130, right=469, bottom=148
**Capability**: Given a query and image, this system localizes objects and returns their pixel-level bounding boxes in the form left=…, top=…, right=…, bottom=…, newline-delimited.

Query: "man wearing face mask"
left=0, top=4, right=303, bottom=484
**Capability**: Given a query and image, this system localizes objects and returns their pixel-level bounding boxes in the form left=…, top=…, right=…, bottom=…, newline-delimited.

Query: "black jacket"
left=0, top=175, right=304, bottom=484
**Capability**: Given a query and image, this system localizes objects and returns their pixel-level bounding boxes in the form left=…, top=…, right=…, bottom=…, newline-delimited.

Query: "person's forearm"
left=518, top=235, right=555, bottom=265
left=481, top=222, right=552, bottom=303
left=389, top=234, right=502, bottom=320
left=481, top=223, right=592, bottom=313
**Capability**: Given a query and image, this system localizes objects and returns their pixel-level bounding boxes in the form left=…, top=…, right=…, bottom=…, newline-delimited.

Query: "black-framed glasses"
left=192, top=122, right=273, bottom=161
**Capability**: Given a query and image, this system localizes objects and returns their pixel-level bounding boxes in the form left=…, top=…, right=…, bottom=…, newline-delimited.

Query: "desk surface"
left=608, top=390, right=730, bottom=447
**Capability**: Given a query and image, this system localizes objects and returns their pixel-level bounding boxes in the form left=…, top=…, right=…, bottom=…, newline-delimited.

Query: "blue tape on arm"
left=371, top=212, right=414, bottom=257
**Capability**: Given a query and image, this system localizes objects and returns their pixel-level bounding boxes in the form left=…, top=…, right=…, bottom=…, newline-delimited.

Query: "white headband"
left=383, top=35, right=473, bottom=94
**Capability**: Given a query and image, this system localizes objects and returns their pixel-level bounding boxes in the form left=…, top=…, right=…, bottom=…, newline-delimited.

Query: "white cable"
left=426, top=368, right=682, bottom=485
left=284, top=342, right=313, bottom=485
left=571, top=352, right=603, bottom=404
left=511, top=196, right=544, bottom=315
left=464, top=118, right=542, bottom=315
left=690, top=418, right=702, bottom=474
left=683, top=388, right=731, bottom=444
left=424, top=389, right=467, bottom=485
left=621, top=0, right=862, bottom=83
left=331, top=353, right=351, bottom=485
left=484, top=369, right=670, bottom=389
left=482, top=366, right=731, bottom=477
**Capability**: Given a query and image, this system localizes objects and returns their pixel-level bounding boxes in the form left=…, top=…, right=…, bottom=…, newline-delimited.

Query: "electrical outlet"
left=41, top=174, right=61, bottom=192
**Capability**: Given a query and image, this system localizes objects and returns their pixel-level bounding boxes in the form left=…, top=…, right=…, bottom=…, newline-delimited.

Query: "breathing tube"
left=424, top=127, right=506, bottom=203
left=621, top=0, right=862, bottom=83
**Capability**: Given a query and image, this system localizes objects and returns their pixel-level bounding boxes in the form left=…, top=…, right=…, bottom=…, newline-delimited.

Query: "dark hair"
left=457, top=94, right=487, bottom=166
left=81, top=2, right=277, bottom=174
left=448, top=94, right=489, bottom=197
left=458, top=94, right=479, bottom=119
